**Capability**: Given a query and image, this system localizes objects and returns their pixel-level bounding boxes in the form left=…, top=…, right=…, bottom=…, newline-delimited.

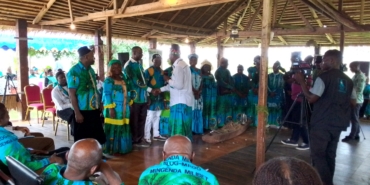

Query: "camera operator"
left=281, top=53, right=312, bottom=150
left=295, top=50, right=356, bottom=185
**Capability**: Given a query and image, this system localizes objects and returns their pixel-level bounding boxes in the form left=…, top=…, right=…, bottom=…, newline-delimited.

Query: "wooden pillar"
left=190, top=42, right=196, bottom=54
left=106, top=17, right=112, bottom=63
left=16, top=19, right=29, bottom=121
left=95, top=30, right=104, bottom=80
left=339, top=0, right=344, bottom=54
left=256, top=0, right=272, bottom=169
left=149, top=38, right=157, bottom=49
left=217, top=37, right=224, bottom=67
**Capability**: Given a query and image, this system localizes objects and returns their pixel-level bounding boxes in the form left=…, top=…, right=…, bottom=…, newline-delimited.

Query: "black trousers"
left=130, top=102, right=148, bottom=143
left=310, top=129, right=342, bottom=185
left=74, top=110, right=106, bottom=145
left=57, top=108, right=75, bottom=135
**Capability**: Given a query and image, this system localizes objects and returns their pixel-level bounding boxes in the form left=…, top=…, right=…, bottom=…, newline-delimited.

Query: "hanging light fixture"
left=185, top=37, right=189, bottom=43
left=70, top=23, right=76, bottom=30
left=230, top=25, right=239, bottom=39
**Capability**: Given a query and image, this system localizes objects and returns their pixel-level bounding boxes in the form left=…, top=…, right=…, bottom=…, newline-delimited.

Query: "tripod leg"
left=359, top=125, right=366, bottom=140
left=265, top=99, right=299, bottom=152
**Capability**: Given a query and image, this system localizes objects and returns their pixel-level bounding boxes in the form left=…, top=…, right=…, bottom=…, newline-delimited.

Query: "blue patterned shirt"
left=67, top=62, right=100, bottom=110
left=139, top=155, right=219, bottom=185
left=0, top=127, right=49, bottom=171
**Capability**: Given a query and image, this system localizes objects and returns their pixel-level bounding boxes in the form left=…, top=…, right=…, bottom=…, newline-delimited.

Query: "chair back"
left=24, top=85, right=41, bottom=105
left=41, top=88, right=54, bottom=109
left=5, top=156, right=43, bottom=185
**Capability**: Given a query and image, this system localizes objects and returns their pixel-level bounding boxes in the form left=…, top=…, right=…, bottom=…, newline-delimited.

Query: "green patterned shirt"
left=67, top=62, right=100, bottom=110
left=124, top=59, right=148, bottom=103
left=139, top=155, right=219, bottom=185
left=42, top=164, right=125, bottom=185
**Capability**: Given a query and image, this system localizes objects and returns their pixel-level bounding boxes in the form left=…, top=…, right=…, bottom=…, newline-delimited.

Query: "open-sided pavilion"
left=1, top=0, right=370, bottom=170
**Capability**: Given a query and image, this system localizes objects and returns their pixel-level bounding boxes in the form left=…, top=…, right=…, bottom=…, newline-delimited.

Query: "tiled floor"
left=11, top=118, right=370, bottom=185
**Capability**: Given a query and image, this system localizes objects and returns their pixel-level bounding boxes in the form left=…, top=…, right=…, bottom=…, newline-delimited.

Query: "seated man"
left=139, top=135, right=219, bottom=185
left=42, top=139, right=123, bottom=185
left=0, top=103, right=64, bottom=172
left=4, top=122, right=55, bottom=151
left=52, top=70, right=74, bottom=135
left=45, top=69, right=57, bottom=88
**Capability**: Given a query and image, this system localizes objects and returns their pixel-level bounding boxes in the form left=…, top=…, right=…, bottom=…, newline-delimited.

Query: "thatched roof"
left=1, top=0, right=370, bottom=46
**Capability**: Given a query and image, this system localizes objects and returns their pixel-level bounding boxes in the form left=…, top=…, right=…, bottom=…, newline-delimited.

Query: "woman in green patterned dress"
left=159, top=66, right=173, bottom=136
left=267, top=62, right=285, bottom=127
left=102, top=60, right=132, bottom=154
left=201, top=60, right=218, bottom=131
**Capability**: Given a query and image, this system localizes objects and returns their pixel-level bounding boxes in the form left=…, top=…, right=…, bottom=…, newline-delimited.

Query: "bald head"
left=163, top=136, right=193, bottom=159
left=67, top=139, right=102, bottom=172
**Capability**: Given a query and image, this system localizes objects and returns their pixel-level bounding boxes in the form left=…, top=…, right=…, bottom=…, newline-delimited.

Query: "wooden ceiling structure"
left=1, top=0, right=370, bottom=47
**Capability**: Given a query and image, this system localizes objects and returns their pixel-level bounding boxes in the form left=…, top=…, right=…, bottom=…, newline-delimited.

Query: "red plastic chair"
left=41, top=87, right=56, bottom=130
left=24, top=85, right=44, bottom=124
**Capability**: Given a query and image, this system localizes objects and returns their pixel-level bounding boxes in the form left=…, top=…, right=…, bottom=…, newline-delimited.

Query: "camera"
left=291, top=63, right=312, bottom=76
left=290, top=52, right=312, bottom=76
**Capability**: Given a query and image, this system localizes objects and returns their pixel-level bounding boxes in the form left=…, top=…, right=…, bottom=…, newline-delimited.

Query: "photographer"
left=295, top=50, right=356, bottom=185
left=281, top=53, right=312, bottom=150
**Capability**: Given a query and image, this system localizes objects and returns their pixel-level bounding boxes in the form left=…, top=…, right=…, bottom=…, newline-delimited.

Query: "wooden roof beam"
left=201, top=4, right=226, bottom=28
left=360, top=0, right=365, bottom=24
left=237, top=0, right=251, bottom=26
left=277, top=0, right=288, bottom=24
left=309, top=8, right=336, bottom=44
left=39, top=0, right=237, bottom=25
left=277, top=36, right=288, bottom=45
left=33, top=0, right=57, bottom=24
left=213, top=26, right=370, bottom=37
left=118, top=19, right=208, bottom=36
left=135, top=17, right=213, bottom=32
left=246, top=1, right=262, bottom=31
left=141, top=30, right=158, bottom=38
left=0, top=20, right=94, bottom=35
left=300, top=0, right=362, bottom=30
left=210, top=0, right=242, bottom=28
left=67, top=0, right=74, bottom=24
left=287, top=0, right=314, bottom=31
left=101, top=0, right=129, bottom=30
left=272, top=0, right=277, bottom=28
left=229, top=0, right=252, bottom=16
left=148, top=34, right=206, bottom=38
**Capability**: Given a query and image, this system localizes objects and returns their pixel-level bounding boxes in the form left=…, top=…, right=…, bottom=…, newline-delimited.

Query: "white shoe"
left=145, top=138, right=152, bottom=144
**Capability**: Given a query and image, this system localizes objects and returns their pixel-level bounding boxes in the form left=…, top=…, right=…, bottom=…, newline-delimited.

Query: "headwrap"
left=170, top=48, right=180, bottom=56
left=188, top=54, right=198, bottom=60
left=200, top=60, right=213, bottom=70
left=254, top=56, right=261, bottom=63
left=152, top=54, right=161, bottom=62
left=108, top=59, right=121, bottom=67
left=274, top=61, right=281, bottom=66
left=78, top=46, right=92, bottom=57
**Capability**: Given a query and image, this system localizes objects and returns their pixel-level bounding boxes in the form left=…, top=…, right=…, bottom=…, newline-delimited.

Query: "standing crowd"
left=0, top=43, right=366, bottom=185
